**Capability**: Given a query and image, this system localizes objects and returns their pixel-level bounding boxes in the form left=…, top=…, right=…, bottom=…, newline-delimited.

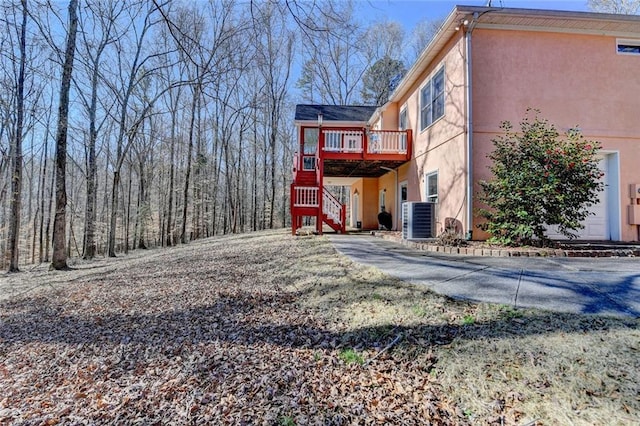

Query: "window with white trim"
left=420, top=67, right=445, bottom=130
left=617, top=39, right=640, bottom=55
left=426, top=171, right=438, bottom=203
left=399, top=107, right=407, bottom=130
left=302, top=128, right=318, bottom=170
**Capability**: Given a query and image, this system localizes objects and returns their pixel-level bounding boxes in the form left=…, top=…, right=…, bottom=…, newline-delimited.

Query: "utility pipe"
left=381, top=166, right=398, bottom=231
left=464, top=13, right=478, bottom=240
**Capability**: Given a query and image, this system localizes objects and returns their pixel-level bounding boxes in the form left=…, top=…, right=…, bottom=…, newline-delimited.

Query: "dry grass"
left=1, top=229, right=638, bottom=425
left=285, top=234, right=640, bottom=425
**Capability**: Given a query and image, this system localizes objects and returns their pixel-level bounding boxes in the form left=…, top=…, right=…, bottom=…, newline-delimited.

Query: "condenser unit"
left=402, top=202, right=436, bottom=239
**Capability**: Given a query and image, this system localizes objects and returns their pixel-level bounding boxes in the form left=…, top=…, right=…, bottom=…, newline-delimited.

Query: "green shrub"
left=478, top=110, right=603, bottom=246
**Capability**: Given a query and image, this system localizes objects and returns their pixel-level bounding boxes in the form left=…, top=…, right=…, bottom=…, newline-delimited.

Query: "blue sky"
left=360, top=0, right=590, bottom=29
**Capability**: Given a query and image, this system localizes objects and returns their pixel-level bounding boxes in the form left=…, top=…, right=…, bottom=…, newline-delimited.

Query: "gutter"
left=465, top=13, right=478, bottom=240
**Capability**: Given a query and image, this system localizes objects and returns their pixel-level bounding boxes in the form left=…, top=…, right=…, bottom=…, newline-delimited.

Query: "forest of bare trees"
left=1, top=0, right=631, bottom=272
left=0, top=0, right=305, bottom=271
left=0, top=0, right=420, bottom=271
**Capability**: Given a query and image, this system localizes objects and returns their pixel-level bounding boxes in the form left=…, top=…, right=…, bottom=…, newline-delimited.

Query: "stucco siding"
left=472, top=29, right=640, bottom=240
left=387, top=35, right=469, bottom=236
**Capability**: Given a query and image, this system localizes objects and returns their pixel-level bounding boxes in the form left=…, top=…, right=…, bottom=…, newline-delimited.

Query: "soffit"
left=473, top=7, right=640, bottom=35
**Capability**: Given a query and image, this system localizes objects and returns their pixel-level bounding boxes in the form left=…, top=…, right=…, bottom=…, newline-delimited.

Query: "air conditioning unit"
left=402, top=202, right=436, bottom=239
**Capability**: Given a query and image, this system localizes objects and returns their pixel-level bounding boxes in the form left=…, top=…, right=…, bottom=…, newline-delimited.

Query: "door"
left=546, top=156, right=609, bottom=240
left=399, top=181, right=408, bottom=230
left=351, top=192, right=360, bottom=228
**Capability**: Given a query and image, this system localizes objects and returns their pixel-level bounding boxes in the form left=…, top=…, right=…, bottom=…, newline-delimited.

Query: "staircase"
left=291, top=155, right=346, bottom=235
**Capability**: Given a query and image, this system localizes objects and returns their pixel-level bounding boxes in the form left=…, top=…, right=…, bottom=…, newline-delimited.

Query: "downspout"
left=380, top=166, right=398, bottom=230
left=465, top=13, right=478, bottom=240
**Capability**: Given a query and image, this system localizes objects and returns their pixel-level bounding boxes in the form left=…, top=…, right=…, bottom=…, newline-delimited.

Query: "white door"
left=547, top=157, right=608, bottom=240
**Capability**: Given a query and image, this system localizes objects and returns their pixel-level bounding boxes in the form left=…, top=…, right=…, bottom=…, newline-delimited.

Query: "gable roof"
left=389, top=5, right=640, bottom=103
left=295, top=104, right=378, bottom=123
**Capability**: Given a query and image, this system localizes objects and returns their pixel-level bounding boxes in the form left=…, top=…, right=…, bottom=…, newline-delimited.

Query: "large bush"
left=478, top=111, right=604, bottom=246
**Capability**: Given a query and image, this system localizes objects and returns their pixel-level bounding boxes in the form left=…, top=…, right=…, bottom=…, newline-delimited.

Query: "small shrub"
left=339, top=348, right=364, bottom=365
left=411, top=304, right=427, bottom=317
left=279, top=416, right=296, bottom=426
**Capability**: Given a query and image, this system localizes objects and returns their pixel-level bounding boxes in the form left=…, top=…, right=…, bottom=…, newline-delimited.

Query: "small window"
left=302, top=156, right=316, bottom=171
left=426, top=172, right=438, bottom=203
left=399, top=107, right=407, bottom=130
left=617, top=39, right=640, bottom=55
left=380, top=190, right=387, bottom=211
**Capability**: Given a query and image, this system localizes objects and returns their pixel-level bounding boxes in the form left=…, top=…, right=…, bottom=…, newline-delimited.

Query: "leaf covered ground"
left=1, top=230, right=638, bottom=425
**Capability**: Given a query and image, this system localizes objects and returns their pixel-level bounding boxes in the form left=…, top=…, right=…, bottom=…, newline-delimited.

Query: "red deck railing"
left=318, top=128, right=411, bottom=161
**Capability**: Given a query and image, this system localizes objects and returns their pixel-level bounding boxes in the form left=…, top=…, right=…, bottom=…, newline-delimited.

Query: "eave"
left=388, top=5, right=640, bottom=104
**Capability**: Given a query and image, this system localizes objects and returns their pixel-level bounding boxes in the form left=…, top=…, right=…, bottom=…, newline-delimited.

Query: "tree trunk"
left=51, top=0, right=78, bottom=270
left=38, top=118, right=50, bottom=263
left=82, top=57, right=101, bottom=259
left=165, top=101, right=177, bottom=247
left=180, top=87, right=199, bottom=244
left=108, top=170, right=120, bottom=257
left=5, top=0, right=28, bottom=272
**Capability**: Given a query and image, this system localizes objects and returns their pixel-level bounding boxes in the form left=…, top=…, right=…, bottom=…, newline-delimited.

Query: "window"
left=399, top=108, right=407, bottom=130
left=426, top=172, right=438, bottom=203
left=420, top=68, right=445, bottom=130
left=379, top=190, right=386, bottom=211
left=400, top=182, right=408, bottom=204
left=302, top=128, right=318, bottom=170
left=617, top=39, right=640, bottom=55
left=303, top=128, right=318, bottom=154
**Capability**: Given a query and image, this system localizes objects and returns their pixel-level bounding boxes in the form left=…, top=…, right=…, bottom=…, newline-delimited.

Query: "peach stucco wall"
left=391, top=34, right=469, bottom=235
left=472, top=29, right=640, bottom=241
left=349, top=26, right=639, bottom=241
left=352, top=178, right=380, bottom=230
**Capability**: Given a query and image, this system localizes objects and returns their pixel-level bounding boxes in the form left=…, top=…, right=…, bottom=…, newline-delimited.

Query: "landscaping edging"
left=372, top=232, right=640, bottom=258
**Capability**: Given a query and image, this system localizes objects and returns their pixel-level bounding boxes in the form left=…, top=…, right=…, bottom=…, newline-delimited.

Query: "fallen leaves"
left=3, top=230, right=637, bottom=425
left=0, top=231, right=462, bottom=425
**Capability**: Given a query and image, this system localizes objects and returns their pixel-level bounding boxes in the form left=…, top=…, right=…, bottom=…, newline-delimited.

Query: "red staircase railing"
left=322, top=188, right=345, bottom=233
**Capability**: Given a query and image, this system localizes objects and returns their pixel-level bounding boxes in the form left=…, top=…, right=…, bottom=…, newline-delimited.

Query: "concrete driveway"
left=328, top=234, right=640, bottom=318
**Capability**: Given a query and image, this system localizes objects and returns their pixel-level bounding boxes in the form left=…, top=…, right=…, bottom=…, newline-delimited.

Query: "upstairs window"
left=617, top=39, right=640, bottom=55
left=420, top=67, right=445, bottom=131
left=303, top=128, right=318, bottom=154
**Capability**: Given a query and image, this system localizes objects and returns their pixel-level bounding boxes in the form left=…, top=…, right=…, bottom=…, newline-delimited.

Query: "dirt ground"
left=1, top=230, right=638, bottom=425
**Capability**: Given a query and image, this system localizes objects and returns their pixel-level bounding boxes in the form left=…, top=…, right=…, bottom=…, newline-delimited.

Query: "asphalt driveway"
left=328, top=234, right=640, bottom=318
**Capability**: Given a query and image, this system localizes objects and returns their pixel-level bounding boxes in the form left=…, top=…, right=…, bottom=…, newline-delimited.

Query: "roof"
left=389, top=5, right=640, bottom=103
left=295, top=105, right=378, bottom=123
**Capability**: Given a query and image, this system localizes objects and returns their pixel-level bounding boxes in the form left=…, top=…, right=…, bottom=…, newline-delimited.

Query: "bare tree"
left=296, top=0, right=367, bottom=105
left=588, top=0, right=640, bottom=13
left=104, top=1, right=165, bottom=257
left=75, top=0, right=125, bottom=259
left=405, top=18, right=443, bottom=65
left=253, top=1, right=293, bottom=229
left=4, top=0, right=28, bottom=272
left=51, top=0, right=78, bottom=270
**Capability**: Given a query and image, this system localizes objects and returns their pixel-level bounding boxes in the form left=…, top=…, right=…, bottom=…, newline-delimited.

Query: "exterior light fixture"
left=456, top=19, right=470, bottom=31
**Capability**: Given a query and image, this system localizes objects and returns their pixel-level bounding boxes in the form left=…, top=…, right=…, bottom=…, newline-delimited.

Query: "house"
left=291, top=5, right=640, bottom=242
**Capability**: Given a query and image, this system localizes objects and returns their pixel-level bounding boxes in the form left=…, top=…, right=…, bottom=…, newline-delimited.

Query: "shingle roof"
left=295, top=105, right=377, bottom=123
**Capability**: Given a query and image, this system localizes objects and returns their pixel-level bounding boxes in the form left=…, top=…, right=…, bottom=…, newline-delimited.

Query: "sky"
left=360, top=0, right=590, bottom=29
